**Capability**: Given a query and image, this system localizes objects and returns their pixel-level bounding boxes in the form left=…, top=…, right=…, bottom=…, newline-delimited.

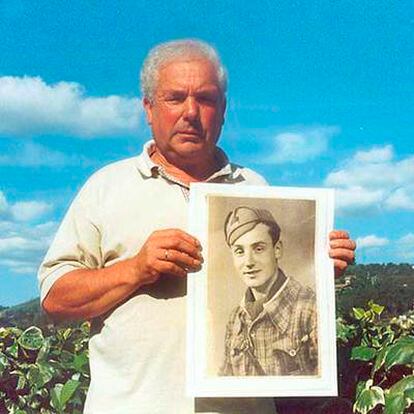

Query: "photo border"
left=187, top=183, right=337, bottom=397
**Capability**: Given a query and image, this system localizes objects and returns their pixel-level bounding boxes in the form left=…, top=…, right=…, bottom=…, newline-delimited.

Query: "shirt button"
left=289, top=349, right=297, bottom=357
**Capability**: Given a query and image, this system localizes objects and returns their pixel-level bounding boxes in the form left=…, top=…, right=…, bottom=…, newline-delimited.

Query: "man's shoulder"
left=228, top=162, right=268, bottom=186
left=288, top=277, right=316, bottom=301
left=82, top=156, right=140, bottom=188
left=91, top=156, right=139, bottom=180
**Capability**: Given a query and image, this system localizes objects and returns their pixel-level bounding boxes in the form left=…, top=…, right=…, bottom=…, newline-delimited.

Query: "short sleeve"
left=37, top=178, right=103, bottom=303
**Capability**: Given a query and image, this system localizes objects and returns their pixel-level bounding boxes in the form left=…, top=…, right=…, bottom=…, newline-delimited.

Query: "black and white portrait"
left=218, top=204, right=318, bottom=378
left=187, top=183, right=337, bottom=398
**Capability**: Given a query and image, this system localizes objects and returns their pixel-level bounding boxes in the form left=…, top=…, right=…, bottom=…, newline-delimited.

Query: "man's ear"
left=221, top=97, right=227, bottom=125
left=143, top=97, right=153, bottom=125
left=274, top=240, right=283, bottom=260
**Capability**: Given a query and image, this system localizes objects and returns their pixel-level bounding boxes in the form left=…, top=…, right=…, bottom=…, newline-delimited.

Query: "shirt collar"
left=263, top=274, right=302, bottom=334
left=135, top=140, right=242, bottom=183
left=238, top=270, right=301, bottom=334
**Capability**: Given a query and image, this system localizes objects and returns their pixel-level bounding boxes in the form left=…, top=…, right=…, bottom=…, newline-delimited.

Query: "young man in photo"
left=221, top=206, right=318, bottom=377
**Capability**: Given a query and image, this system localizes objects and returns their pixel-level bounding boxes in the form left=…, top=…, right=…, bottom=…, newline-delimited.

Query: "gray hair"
left=140, top=39, right=228, bottom=102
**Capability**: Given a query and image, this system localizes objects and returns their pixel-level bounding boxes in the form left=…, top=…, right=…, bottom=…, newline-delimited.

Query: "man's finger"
left=154, top=228, right=201, bottom=248
left=329, top=239, right=356, bottom=250
left=329, top=248, right=355, bottom=262
left=329, top=230, right=350, bottom=240
left=159, top=238, right=203, bottom=260
left=160, top=248, right=202, bottom=271
left=334, top=259, right=349, bottom=277
left=156, top=259, right=188, bottom=278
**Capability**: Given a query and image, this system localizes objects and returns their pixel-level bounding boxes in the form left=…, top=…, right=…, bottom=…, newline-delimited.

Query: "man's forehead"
left=232, top=223, right=272, bottom=246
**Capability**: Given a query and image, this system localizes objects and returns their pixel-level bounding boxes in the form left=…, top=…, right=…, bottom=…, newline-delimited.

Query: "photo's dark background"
left=206, top=195, right=316, bottom=375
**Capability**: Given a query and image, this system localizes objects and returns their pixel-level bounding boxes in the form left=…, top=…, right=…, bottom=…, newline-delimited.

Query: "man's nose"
left=183, top=97, right=200, bottom=121
left=244, top=250, right=255, bottom=268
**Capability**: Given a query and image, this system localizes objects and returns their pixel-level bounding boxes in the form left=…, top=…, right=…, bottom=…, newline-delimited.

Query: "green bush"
left=2, top=298, right=414, bottom=412
left=338, top=302, right=414, bottom=414
left=0, top=323, right=90, bottom=414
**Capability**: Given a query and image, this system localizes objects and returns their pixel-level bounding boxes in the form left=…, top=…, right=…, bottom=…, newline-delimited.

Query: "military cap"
left=224, top=206, right=280, bottom=246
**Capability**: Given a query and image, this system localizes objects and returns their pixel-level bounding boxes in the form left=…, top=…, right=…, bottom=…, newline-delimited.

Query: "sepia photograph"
left=187, top=183, right=337, bottom=397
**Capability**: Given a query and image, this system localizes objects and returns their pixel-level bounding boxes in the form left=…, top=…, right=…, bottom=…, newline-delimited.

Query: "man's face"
left=143, top=57, right=226, bottom=164
left=230, top=223, right=281, bottom=290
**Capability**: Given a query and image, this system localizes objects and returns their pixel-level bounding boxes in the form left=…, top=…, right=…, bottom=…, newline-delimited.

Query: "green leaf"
left=353, top=380, right=385, bottom=414
left=27, top=362, right=54, bottom=388
left=389, top=375, right=414, bottom=395
left=0, top=351, right=9, bottom=373
left=353, top=307, right=366, bottom=320
left=73, top=352, right=89, bottom=372
left=405, top=387, right=414, bottom=402
left=18, top=327, right=44, bottom=351
left=368, top=301, right=385, bottom=316
left=60, top=379, right=80, bottom=408
left=373, top=346, right=389, bottom=373
left=351, top=346, right=377, bottom=361
left=13, top=371, right=26, bottom=390
left=36, top=337, right=51, bottom=363
left=385, top=340, right=414, bottom=370
left=7, top=342, right=19, bottom=358
left=50, top=383, right=63, bottom=414
left=385, top=391, right=410, bottom=414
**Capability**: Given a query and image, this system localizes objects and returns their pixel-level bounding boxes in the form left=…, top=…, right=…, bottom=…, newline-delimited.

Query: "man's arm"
left=42, top=229, right=202, bottom=321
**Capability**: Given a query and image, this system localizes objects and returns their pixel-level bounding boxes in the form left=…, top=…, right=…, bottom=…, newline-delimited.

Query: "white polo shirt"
left=38, top=141, right=275, bottom=414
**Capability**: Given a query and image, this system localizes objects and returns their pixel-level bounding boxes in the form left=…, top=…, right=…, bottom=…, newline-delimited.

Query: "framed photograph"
left=187, top=183, right=337, bottom=398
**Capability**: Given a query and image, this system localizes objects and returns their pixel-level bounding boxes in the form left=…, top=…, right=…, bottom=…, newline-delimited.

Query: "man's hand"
left=131, top=229, right=203, bottom=286
left=329, top=230, right=356, bottom=278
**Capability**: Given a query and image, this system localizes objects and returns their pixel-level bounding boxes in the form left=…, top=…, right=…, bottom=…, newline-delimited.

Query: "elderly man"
left=221, top=206, right=317, bottom=377
left=39, top=39, right=356, bottom=414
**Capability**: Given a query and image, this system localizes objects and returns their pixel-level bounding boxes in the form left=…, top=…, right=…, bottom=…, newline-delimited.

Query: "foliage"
left=340, top=301, right=414, bottom=414
left=1, top=263, right=414, bottom=413
left=0, top=322, right=90, bottom=414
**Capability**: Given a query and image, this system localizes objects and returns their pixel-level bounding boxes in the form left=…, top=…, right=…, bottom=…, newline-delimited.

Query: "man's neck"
left=150, top=145, right=221, bottom=184
left=251, top=269, right=280, bottom=301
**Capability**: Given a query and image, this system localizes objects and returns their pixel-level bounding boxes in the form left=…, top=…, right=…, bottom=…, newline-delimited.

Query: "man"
left=220, top=206, right=317, bottom=377
left=38, top=39, right=356, bottom=414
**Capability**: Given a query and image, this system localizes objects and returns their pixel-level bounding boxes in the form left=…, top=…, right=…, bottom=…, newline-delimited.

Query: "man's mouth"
left=177, top=131, right=200, bottom=137
left=244, top=269, right=261, bottom=276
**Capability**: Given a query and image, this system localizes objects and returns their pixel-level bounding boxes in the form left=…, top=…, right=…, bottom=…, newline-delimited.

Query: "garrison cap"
left=224, top=206, right=280, bottom=246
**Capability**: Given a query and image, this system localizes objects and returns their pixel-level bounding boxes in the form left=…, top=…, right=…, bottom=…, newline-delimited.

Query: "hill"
left=0, top=297, right=47, bottom=329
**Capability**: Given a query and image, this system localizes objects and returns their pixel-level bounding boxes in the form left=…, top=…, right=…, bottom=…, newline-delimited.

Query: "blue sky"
left=0, top=0, right=413, bottom=305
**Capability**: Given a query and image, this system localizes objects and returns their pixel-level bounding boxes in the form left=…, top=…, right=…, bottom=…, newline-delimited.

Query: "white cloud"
left=264, top=126, right=339, bottom=164
left=325, top=145, right=414, bottom=213
left=0, top=142, right=93, bottom=167
left=0, top=224, right=57, bottom=277
left=357, top=235, right=389, bottom=249
left=0, top=192, right=7, bottom=214
left=396, top=233, right=414, bottom=260
left=0, top=221, right=57, bottom=275
left=0, top=76, right=141, bottom=137
left=0, top=192, right=57, bottom=275
left=335, top=187, right=384, bottom=211
left=0, top=191, right=53, bottom=222
left=10, top=201, right=53, bottom=221
left=354, top=145, right=394, bottom=163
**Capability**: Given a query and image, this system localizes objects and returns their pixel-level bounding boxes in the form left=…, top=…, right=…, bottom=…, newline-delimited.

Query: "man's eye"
left=233, top=248, right=244, bottom=256
left=255, top=245, right=265, bottom=253
left=165, top=95, right=185, bottom=103
left=198, top=94, right=217, bottom=104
